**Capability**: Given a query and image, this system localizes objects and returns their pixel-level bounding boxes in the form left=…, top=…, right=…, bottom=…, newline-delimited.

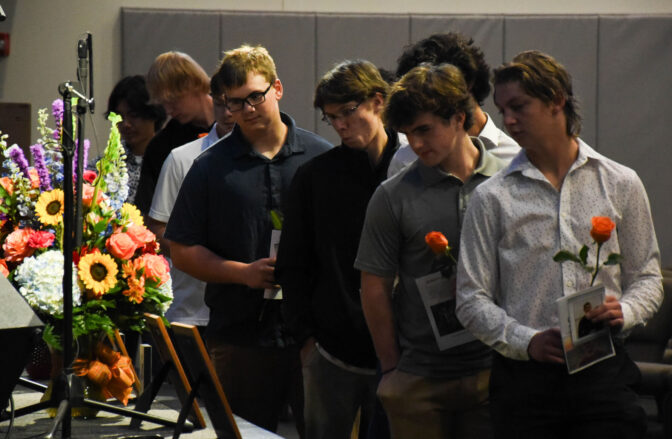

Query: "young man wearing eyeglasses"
left=275, top=60, right=404, bottom=439
left=164, top=44, right=331, bottom=435
left=355, top=64, right=506, bottom=438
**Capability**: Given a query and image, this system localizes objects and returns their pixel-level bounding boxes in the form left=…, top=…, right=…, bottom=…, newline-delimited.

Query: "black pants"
left=490, top=346, right=646, bottom=439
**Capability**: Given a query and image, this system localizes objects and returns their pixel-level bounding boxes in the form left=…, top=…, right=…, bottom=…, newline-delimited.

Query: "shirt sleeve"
left=456, top=188, right=538, bottom=360
left=616, top=172, right=663, bottom=330
left=275, top=164, right=317, bottom=342
left=149, top=150, right=187, bottom=224
left=354, top=185, right=399, bottom=278
left=164, top=159, right=209, bottom=247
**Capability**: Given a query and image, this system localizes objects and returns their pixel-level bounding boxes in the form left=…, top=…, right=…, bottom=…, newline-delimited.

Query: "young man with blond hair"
left=355, top=64, right=505, bottom=438
left=456, top=51, right=662, bottom=437
left=276, top=59, right=404, bottom=438
left=164, top=44, right=331, bottom=435
left=135, top=51, right=214, bottom=215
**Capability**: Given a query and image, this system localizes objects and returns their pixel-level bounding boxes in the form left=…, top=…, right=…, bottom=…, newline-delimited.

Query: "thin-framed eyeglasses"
left=321, top=102, right=361, bottom=126
left=225, top=83, right=273, bottom=112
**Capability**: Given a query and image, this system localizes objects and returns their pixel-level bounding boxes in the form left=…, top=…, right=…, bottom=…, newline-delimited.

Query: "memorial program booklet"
left=264, top=229, right=282, bottom=300
left=415, top=270, right=476, bottom=351
left=556, top=285, right=615, bottom=374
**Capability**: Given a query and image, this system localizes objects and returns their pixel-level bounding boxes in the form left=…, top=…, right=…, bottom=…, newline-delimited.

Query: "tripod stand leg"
left=44, top=398, right=70, bottom=439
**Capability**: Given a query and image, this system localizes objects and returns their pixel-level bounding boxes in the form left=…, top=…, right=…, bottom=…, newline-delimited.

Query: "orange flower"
left=82, top=183, right=104, bottom=207
left=106, top=233, right=139, bottom=260
left=590, top=216, right=616, bottom=244
left=122, top=277, right=145, bottom=304
left=136, top=253, right=170, bottom=285
left=125, top=224, right=155, bottom=246
left=0, top=259, right=9, bottom=277
left=0, top=177, right=13, bottom=196
left=425, top=231, right=449, bottom=255
left=28, top=168, right=40, bottom=189
left=2, top=228, right=36, bottom=262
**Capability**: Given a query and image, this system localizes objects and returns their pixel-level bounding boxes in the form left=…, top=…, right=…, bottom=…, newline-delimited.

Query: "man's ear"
left=273, top=78, right=283, bottom=101
left=371, top=92, right=385, bottom=114
left=550, top=94, right=566, bottom=115
left=454, top=111, right=466, bottom=130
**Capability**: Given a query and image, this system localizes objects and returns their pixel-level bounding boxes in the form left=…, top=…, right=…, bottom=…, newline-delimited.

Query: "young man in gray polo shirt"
left=354, top=64, right=506, bottom=438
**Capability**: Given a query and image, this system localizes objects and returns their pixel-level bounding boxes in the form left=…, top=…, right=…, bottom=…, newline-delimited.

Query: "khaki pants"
left=378, top=368, right=491, bottom=439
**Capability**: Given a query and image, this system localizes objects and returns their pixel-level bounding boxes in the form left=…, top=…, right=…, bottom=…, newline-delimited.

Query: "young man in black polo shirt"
left=276, top=60, right=403, bottom=438
left=135, top=51, right=214, bottom=215
left=164, top=45, right=331, bottom=435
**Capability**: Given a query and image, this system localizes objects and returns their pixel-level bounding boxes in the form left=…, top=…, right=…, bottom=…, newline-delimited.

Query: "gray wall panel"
left=219, top=12, right=317, bottom=133
left=598, top=16, right=672, bottom=266
left=409, top=15, right=504, bottom=118
left=504, top=16, right=598, bottom=147
left=122, top=9, right=221, bottom=77
left=315, top=14, right=410, bottom=143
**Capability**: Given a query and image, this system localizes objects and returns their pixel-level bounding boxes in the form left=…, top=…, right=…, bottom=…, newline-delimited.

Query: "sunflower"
left=121, top=203, right=144, bottom=227
left=35, top=189, right=65, bottom=226
left=78, top=252, right=119, bottom=298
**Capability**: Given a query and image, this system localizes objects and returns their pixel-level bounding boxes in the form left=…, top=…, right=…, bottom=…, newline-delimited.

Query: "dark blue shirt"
left=165, top=113, right=331, bottom=345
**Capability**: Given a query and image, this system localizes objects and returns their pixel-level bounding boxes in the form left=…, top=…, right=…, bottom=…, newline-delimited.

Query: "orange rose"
left=3, top=228, right=36, bottom=262
left=590, top=216, right=616, bottom=244
left=137, top=253, right=170, bottom=285
left=106, top=233, right=139, bottom=260
left=0, top=259, right=9, bottom=277
left=82, top=183, right=104, bottom=207
left=126, top=224, right=156, bottom=246
left=0, top=177, right=13, bottom=196
left=425, top=231, right=449, bottom=255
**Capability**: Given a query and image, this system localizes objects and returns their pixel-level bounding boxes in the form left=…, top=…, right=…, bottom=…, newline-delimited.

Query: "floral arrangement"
left=553, top=216, right=622, bottom=286
left=0, top=100, right=173, bottom=360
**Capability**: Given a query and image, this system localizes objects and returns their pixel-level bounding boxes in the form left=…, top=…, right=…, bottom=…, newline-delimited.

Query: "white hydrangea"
left=15, top=250, right=81, bottom=316
left=157, top=275, right=173, bottom=314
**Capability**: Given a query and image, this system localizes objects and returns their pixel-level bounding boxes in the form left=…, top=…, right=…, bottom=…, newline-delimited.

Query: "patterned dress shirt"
left=456, top=139, right=662, bottom=360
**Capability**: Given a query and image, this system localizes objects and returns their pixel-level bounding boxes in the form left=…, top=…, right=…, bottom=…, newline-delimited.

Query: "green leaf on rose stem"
left=553, top=250, right=582, bottom=264
left=579, top=245, right=589, bottom=266
left=604, top=253, right=623, bottom=265
left=92, top=220, right=108, bottom=235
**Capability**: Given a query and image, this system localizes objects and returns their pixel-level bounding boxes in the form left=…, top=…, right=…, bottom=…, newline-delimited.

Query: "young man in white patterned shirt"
left=456, top=50, right=663, bottom=438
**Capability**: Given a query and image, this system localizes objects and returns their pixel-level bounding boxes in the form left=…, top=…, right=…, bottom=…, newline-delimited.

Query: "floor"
left=1, top=374, right=301, bottom=439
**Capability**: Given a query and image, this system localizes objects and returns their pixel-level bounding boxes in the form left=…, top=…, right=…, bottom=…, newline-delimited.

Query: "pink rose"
left=27, top=230, right=55, bottom=249
left=126, top=224, right=156, bottom=246
left=3, top=228, right=36, bottom=262
left=137, top=253, right=170, bottom=285
left=106, top=233, right=139, bottom=260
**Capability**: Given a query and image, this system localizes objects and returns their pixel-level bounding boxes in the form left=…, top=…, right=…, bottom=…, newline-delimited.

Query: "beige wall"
left=0, top=0, right=671, bottom=150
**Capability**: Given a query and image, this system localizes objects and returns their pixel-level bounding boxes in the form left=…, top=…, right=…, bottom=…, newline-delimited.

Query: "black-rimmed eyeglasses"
left=321, top=102, right=361, bottom=126
left=225, top=83, right=273, bottom=112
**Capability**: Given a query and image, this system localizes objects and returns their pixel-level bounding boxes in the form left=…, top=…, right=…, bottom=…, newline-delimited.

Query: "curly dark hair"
left=396, top=32, right=491, bottom=106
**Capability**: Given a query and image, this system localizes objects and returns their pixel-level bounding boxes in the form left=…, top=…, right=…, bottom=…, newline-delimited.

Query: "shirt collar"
left=504, top=137, right=603, bottom=178
left=477, top=112, right=499, bottom=147
left=230, top=112, right=303, bottom=159
left=201, top=124, right=222, bottom=152
left=417, top=137, right=499, bottom=186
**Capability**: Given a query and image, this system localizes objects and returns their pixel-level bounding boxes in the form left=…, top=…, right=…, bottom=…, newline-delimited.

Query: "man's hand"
left=244, top=257, right=277, bottom=289
left=527, top=328, right=565, bottom=364
left=586, top=295, right=624, bottom=328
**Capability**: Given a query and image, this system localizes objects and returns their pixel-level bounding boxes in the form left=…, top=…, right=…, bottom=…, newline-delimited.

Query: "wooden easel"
left=131, top=313, right=206, bottom=435
left=170, top=322, right=242, bottom=439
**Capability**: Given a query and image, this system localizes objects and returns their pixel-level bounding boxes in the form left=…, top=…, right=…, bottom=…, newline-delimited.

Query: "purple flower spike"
left=52, top=99, right=64, bottom=141
left=8, top=145, right=31, bottom=179
left=30, top=143, right=52, bottom=191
